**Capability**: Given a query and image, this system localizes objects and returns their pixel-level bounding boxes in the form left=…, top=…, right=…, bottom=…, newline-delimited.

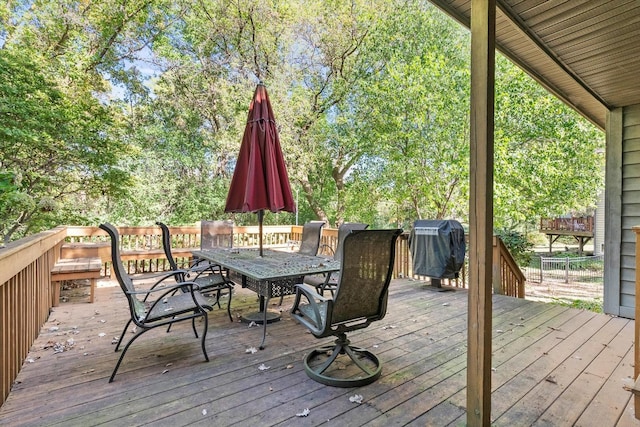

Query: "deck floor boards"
left=0, top=277, right=638, bottom=426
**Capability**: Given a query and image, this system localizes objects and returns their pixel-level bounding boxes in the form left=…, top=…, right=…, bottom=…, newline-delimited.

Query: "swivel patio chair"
left=157, top=221, right=234, bottom=321
left=99, top=223, right=213, bottom=383
left=290, top=228, right=402, bottom=387
left=303, top=222, right=369, bottom=296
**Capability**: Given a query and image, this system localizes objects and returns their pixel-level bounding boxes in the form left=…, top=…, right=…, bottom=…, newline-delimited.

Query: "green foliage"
left=495, top=228, right=534, bottom=266
left=494, top=56, right=604, bottom=229
left=0, top=48, right=129, bottom=242
left=550, top=298, right=603, bottom=313
left=0, top=0, right=606, bottom=242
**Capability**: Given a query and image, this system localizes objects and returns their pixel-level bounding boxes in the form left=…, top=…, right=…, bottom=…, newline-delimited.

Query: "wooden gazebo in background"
left=425, top=0, right=640, bottom=425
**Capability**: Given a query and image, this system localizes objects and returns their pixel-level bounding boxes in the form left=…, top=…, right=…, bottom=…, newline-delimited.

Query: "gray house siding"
left=605, top=105, right=640, bottom=319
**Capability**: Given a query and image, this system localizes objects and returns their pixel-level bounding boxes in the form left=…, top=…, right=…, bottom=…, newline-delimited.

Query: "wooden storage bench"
left=51, top=258, right=102, bottom=306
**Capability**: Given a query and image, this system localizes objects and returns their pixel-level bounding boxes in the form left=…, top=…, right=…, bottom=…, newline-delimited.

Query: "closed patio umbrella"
left=225, top=82, right=296, bottom=257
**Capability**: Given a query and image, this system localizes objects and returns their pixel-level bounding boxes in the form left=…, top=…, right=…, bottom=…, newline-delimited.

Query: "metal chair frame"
left=99, top=223, right=213, bottom=383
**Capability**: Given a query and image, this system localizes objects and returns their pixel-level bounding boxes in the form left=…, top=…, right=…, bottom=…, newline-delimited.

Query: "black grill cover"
left=409, top=219, right=466, bottom=279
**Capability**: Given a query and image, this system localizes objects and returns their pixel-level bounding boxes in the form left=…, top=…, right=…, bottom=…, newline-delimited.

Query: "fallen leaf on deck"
left=545, top=376, right=557, bottom=384
left=296, top=408, right=310, bottom=417
left=162, top=369, right=169, bottom=374
left=349, top=394, right=363, bottom=404
left=246, top=347, right=258, bottom=354
left=202, top=409, right=207, bottom=416
left=258, top=364, right=270, bottom=371
left=98, top=333, right=106, bottom=337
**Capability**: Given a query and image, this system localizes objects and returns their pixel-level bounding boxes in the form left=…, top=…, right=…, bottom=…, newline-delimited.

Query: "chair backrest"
left=298, top=221, right=325, bottom=256
left=99, top=223, right=135, bottom=294
left=200, top=220, right=234, bottom=250
left=331, top=229, right=402, bottom=325
left=333, top=222, right=369, bottom=261
left=156, top=222, right=179, bottom=271
left=99, top=223, right=149, bottom=321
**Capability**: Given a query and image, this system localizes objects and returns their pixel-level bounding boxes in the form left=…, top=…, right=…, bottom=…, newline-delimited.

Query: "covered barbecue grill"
left=409, top=219, right=466, bottom=284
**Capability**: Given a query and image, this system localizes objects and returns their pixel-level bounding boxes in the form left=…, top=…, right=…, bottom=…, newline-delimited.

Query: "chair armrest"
left=150, top=270, right=190, bottom=287
left=186, top=263, right=225, bottom=281
left=296, top=284, right=330, bottom=302
left=131, top=271, right=176, bottom=281
left=291, top=284, right=332, bottom=332
left=318, top=243, right=335, bottom=257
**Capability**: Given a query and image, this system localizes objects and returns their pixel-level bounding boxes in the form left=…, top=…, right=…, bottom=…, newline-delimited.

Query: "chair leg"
left=191, top=317, right=199, bottom=338
left=109, top=327, right=147, bottom=383
left=225, top=285, right=233, bottom=322
left=114, top=319, right=133, bottom=352
left=200, top=312, right=209, bottom=362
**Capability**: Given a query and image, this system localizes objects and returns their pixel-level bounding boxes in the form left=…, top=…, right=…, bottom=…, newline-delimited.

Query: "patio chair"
left=200, top=219, right=234, bottom=251
left=99, top=223, right=213, bottom=383
left=297, top=221, right=326, bottom=256
left=303, top=222, right=369, bottom=296
left=277, top=220, right=326, bottom=306
left=157, top=221, right=234, bottom=321
left=290, top=228, right=402, bottom=387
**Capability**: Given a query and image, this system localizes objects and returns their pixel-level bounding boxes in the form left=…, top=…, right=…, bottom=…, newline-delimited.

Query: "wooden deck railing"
left=540, top=216, right=594, bottom=233
left=0, top=226, right=67, bottom=407
left=492, top=236, right=526, bottom=298
left=0, top=223, right=524, bottom=406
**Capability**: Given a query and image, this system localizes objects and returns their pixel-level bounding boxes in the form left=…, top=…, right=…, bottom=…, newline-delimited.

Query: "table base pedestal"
left=240, top=310, right=281, bottom=324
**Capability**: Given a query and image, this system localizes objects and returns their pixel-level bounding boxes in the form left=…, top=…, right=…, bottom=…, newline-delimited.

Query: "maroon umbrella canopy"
left=225, top=83, right=295, bottom=254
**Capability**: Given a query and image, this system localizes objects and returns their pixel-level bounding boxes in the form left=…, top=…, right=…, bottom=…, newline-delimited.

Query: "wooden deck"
left=0, top=277, right=638, bottom=426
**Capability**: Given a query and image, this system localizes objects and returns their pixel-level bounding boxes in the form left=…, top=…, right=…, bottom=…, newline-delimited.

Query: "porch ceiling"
left=429, top=0, right=640, bottom=130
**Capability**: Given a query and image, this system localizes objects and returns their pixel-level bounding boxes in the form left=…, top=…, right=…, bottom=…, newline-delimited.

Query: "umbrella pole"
left=258, top=209, right=264, bottom=257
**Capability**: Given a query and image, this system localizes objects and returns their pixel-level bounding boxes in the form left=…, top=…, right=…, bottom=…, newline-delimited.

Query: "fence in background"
left=526, top=254, right=604, bottom=284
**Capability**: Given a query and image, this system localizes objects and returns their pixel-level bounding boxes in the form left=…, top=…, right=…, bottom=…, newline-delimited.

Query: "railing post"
left=565, top=257, right=569, bottom=283
left=492, top=236, right=501, bottom=295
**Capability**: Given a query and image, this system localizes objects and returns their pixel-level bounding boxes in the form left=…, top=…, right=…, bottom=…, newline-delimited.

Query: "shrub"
left=495, top=228, right=534, bottom=266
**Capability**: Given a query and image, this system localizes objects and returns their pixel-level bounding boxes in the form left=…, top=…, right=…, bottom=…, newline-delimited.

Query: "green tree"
left=0, top=48, right=129, bottom=243
left=494, top=55, right=604, bottom=230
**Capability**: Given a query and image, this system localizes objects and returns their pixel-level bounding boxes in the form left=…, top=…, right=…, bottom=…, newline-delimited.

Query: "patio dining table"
left=192, top=248, right=340, bottom=349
